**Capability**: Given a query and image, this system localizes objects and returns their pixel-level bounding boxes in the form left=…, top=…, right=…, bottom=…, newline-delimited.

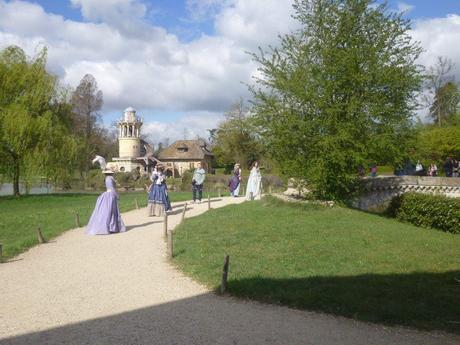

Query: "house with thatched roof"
left=157, top=140, right=214, bottom=177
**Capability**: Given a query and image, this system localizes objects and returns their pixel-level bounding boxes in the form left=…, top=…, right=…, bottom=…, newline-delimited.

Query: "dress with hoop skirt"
left=86, top=176, right=126, bottom=235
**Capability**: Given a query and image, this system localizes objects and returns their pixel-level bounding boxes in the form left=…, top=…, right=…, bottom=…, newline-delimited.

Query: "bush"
left=387, top=192, right=460, bottom=234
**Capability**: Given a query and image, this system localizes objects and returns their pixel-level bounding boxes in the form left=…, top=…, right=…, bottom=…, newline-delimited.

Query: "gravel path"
left=0, top=196, right=458, bottom=345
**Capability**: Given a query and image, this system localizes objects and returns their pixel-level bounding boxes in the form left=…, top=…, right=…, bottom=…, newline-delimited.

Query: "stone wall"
left=354, top=176, right=460, bottom=211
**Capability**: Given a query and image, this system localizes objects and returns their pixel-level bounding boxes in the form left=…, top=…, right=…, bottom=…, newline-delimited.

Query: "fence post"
left=181, top=202, right=187, bottom=222
left=218, top=188, right=221, bottom=198
left=221, top=255, right=230, bottom=294
left=163, top=213, right=168, bottom=237
left=0, top=243, right=2, bottom=260
left=269, top=185, right=272, bottom=194
left=75, top=212, right=81, bottom=227
left=208, top=194, right=211, bottom=210
left=37, top=227, right=46, bottom=244
left=135, top=198, right=139, bottom=210
left=167, top=230, right=173, bottom=259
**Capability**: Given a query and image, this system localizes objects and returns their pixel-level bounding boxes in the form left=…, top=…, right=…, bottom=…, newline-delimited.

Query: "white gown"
left=245, top=167, right=262, bottom=200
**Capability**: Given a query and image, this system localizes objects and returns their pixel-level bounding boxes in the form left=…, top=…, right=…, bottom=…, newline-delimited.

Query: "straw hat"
left=102, top=168, right=114, bottom=174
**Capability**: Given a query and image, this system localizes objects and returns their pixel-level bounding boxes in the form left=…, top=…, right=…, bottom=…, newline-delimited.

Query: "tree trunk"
left=13, top=161, right=20, bottom=197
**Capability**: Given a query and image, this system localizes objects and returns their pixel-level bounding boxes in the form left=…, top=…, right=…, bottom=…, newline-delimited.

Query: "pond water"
left=0, top=183, right=54, bottom=196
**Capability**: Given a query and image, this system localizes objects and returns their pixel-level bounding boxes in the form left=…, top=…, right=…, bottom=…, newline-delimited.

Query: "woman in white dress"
left=246, top=161, right=262, bottom=200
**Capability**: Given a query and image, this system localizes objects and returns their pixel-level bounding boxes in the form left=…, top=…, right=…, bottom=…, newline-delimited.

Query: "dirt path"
left=0, top=196, right=458, bottom=345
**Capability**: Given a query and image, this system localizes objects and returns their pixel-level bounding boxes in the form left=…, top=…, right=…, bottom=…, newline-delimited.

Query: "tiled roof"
left=158, top=140, right=214, bottom=160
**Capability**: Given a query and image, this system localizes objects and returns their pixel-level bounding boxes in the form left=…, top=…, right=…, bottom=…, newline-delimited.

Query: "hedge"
left=387, top=192, right=460, bottom=234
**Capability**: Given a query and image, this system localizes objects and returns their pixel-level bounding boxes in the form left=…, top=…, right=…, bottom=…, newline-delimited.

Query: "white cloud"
left=397, top=2, right=414, bottom=14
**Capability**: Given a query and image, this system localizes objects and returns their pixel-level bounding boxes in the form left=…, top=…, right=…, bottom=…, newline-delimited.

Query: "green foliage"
left=250, top=0, right=423, bottom=200
left=0, top=45, right=78, bottom=195
left=387, top=192, right=460, bottom=234
left=173, top=196, right=460, bottom=332
left=411, top=125, right=460, bottom=165
left=212, top=100, right=264, bottom=169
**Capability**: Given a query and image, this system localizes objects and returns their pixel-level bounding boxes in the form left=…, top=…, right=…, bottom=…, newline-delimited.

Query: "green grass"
left=173, top=196, right=460, bottom=333
left=0, top=191, right=216, bottom=260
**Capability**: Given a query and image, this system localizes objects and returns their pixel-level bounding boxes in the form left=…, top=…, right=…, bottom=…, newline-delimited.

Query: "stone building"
left=158, top=140, right=214, bottom=177
left=107, top=107, right=156, bottom=174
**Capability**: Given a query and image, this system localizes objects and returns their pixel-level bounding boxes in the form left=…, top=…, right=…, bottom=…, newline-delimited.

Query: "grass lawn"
left=0, top=191, right=215, bottom=260
left=173, top=196, right=460, bottom=333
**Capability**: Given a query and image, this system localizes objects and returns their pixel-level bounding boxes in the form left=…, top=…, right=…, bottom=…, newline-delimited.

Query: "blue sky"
left=1, top=0, right=459, bottom=143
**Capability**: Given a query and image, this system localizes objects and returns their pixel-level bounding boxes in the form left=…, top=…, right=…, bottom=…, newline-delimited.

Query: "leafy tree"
left=212, top=100, right=263, bottom=171
left=424, top=56, right=456, bottom=127
left=71, top=74, right=104, bottom=177
left=412, top=126, right=460, bottom=165
left=0, top=45, right=78, bottom=196
left=250, top=0, right=423, bottom=200
left=429, top=81, right=460, bottom=125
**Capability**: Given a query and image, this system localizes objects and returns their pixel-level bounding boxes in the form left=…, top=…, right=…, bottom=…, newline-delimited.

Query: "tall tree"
left=213, top=100, right=262, bottom=170
left=425, top=56, right=456, bottom=127
left=429, top=81, right=460, bottom=125
left=71, top=74, right=103, bottom=177
left=0, top=45, right=77, bottom=196
left=250, top=0, right=423, bottom=200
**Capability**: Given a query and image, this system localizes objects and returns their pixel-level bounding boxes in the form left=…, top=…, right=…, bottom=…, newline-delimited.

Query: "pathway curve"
left=0, top=196, right=458, bottom=345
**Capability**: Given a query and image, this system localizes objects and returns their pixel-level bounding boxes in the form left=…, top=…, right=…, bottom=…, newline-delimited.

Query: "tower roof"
left=124, top=106, right=136, bottom=113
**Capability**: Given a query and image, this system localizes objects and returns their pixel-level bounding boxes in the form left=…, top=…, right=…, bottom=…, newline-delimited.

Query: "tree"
left=212, top=100, right=263, bottom=170
left=412, top=126, right=460, bottom=164
left=250, top=0, right=423, bottom=200
left=424, top=57, right=456, bottom=127
left=429, top=81, right=460, bottom=125
left=71, top=74, right=103, bottom=177
left=0, top=45, right=78, bottom=196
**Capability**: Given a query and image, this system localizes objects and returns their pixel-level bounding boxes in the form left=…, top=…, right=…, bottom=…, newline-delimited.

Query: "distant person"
left=415, top=161, right=424, bottom=176
left=246, top=161, right=262, bottom=200
left=148, top=165, right=171, bottom=216
left=453, top=159, right=459, bottom=177
left=192, top=162, right=206, bottom=203
left=444, top=157, right=454, bottom=177
left=428, top=163, right=438, bottom=177
left=86, top=156, right=126, bottom=235
left=228, top=163, right=242, bottom=197
left=370, top=164, right=378, bottom=178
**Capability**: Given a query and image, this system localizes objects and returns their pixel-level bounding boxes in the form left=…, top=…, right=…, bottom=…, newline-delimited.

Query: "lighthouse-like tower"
left=109, top=107, right=146, bottom=173
left=118, top=106, right=142, bottom=158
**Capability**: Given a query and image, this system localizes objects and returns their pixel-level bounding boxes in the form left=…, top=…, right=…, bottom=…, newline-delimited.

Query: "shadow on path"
left=1, top=292, right=457, bottom=345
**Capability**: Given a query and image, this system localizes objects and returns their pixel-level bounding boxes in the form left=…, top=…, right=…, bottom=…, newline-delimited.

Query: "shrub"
left=387, top=192, right=460, bottom=234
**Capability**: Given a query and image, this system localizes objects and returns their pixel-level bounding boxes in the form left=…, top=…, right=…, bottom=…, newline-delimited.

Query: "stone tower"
left=118, top=107, right=142, bottom=158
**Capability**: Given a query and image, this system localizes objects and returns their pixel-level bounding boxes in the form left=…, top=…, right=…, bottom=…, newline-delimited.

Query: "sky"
left=0, top=0, right=459, bottom=145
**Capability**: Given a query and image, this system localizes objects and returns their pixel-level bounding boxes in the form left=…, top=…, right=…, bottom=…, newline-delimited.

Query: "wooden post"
left=75, top=212, right=81, bottom=227
left=242, top=185, right=245, bottom=196
left=269, top=185, right=272, bottom=194
left=37, top=227, right=46, bottom=244
left=135, top=198, right=139, bottom=210
left=221, top=255, right=230, bottom=294
left=167, top=230, right=173, bottom=259
left=207, top=194, right=211, bottom=210
left=181, top=202, right=187, bottom=222
left=0, top=243, right=2, bottom=259
left=163, top=213, right=168, bottom=237
left=218, top=188, right=221, bottom=198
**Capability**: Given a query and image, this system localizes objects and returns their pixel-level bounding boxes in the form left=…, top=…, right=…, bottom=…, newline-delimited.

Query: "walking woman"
left=246, top=160, right=262, bottom=200
left=228, top=163, right=242, bottom=197
left=86, top=156, right=126, bottom=235
left=148, top=165, right=172, bottom=216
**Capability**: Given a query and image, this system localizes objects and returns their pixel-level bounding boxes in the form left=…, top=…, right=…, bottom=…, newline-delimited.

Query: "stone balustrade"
left=355, top=176, right=460, bottom=210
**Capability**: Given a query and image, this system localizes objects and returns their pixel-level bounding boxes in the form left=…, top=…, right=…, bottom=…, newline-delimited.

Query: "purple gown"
left=86, top=176, right=126, bottom=235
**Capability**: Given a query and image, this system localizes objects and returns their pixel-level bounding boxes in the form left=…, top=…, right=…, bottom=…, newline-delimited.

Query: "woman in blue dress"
left=228, top=163, right=241, bottom=197
left=148, top=165, right=172, bottom=216
left=86, top=158, right=126, bottom=235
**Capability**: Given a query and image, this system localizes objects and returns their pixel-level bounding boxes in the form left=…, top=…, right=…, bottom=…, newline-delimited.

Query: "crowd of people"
left=85, top=156, right=264, bottom=235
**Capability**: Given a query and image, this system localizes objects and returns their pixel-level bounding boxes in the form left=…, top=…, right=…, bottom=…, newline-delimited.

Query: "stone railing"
left=354, top=176, right=460, bottom=210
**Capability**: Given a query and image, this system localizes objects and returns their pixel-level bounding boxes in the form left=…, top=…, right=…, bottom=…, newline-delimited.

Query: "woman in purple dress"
left=86, top=169, right=126, bottom=235
left=228, top=163, right=241, bottom=197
